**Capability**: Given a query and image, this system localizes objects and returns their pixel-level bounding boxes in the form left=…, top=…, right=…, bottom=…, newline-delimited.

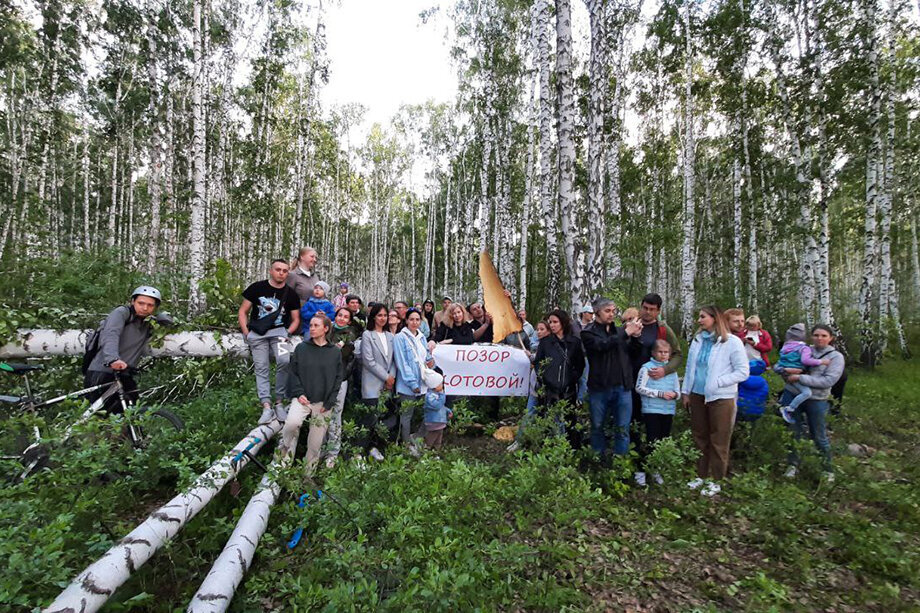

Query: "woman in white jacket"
left=681, top=305, right=749, bottom=495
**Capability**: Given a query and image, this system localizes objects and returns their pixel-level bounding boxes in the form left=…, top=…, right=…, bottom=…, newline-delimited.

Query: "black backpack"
left=82, top=306, right=131, bottom=375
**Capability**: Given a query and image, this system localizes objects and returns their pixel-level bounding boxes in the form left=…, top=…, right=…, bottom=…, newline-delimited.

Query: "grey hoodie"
left=87, top=306, right=154, bottom=373
left=792, top=344, right=845, bottom=400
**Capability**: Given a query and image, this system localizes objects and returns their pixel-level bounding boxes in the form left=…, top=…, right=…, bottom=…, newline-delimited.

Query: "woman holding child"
left=681, top=306, right=750, bottom=496
left=778, top=324, right=844, bottom=480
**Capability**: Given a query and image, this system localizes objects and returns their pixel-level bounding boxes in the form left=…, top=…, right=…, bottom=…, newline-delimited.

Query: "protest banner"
left=432, top=343, right=531, bottom=396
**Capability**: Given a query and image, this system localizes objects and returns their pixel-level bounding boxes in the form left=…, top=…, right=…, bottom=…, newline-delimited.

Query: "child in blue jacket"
left=634, top=339, right=681, bottom=486
left=422, top=369, right=451, bottom=449
left=300, top=281, right=336, bottom=334
left=738, top=359, right=769, bottom=420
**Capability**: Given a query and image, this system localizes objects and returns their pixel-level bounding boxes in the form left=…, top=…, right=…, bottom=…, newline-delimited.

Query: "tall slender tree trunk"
left=679, top=0, right=697, bottom=337
left=146, top=11, right=162, bottom=273
left=584, top=0, right=607, bottom=298
left=732, top=151, right=742, bottom=307
left=535, top=0, right=559, bottom=307
left=478, top=112, right=492, bottom=257
left=858, top=0, right=881, bottom=366
left=910, top=213, right=920, bottom=304
left=556, top=0, right=583, bottom=308
left=878, top=0, right=908, bottom=357
left=188, top=0, right=208, bottom=314
left=742, top=112, right=758, bottom=311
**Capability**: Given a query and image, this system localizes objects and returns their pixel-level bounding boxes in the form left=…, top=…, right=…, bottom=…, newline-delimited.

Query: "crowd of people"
left=226, top=246, right=849, bottom=492
left=80, top=248, right=846, bottom=495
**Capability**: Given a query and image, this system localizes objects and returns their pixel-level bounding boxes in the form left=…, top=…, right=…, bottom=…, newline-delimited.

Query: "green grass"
left=1, top=359, right=918, bottom=611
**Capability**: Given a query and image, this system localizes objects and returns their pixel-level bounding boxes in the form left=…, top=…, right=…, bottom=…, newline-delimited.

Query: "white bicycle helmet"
left=132, top=285, right=162, bottom=303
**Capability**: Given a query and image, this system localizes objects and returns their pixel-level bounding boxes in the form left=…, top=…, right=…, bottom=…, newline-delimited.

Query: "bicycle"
left=0, top=362, right=184, bottom=481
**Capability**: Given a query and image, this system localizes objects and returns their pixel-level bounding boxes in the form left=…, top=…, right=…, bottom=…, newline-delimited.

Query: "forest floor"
left=2, top=358, right=918, bottom=612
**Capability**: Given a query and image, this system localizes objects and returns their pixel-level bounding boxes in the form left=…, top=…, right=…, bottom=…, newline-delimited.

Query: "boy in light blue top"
left=634, top=340, right=681, bottom=486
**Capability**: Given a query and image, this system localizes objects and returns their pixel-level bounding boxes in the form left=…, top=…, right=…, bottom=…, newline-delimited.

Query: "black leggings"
left=639, top=413, right=673, bottom=468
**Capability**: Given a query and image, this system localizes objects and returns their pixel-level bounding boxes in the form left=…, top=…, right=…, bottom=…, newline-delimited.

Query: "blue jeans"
left=782, top=389, right=833, bottom=471
left=588, top=386, right=633, bottom=455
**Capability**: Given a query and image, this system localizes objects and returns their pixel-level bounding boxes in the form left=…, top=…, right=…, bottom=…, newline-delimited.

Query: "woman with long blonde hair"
left=680, top=305, right=749, bottom=497
left=287, top=247, right=319, bottom=305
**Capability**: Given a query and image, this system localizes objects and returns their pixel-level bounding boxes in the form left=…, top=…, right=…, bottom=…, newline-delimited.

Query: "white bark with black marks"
left=44, top=422, right=282, bottom=613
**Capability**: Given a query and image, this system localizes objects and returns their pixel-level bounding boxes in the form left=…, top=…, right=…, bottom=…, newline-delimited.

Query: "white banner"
left=432, top=343, right=531, bottom=396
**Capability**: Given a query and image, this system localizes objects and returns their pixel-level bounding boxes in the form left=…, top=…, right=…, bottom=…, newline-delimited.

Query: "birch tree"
left=188, top=0, right=208, bottom=314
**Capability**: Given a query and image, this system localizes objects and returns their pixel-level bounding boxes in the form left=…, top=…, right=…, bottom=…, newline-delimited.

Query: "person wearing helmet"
left=83, top=285, right=173, bottom=411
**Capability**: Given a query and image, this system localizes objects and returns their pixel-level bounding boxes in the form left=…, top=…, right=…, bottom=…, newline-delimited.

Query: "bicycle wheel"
left=17, top=443, right=51, bottom=482
left=126, top=407, right=184, bottom=449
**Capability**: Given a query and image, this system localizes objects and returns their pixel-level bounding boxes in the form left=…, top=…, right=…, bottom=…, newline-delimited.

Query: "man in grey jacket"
left=84, top=286, right=172, bottom=411
left=781, top=324, right=845, bottom=480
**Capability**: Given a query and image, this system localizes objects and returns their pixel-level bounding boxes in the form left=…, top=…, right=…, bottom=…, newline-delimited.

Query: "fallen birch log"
left=0, top=329, right=303, bottom=359
left=187, top=428, right=299, bottom=612
left=44, top=420, right=283, bottom=613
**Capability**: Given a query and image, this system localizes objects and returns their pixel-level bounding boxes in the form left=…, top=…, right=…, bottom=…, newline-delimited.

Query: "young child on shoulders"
left=634, top=339, right=681, bottom=486
left=300, top=281, right=336, bottom=334
left=620, top=307, right=639, bottom=325
left=422, top=370, right=451, bottom=450
left=774, top=323, right=829, bottom=423
left=743, top=315, right=763, bottom=361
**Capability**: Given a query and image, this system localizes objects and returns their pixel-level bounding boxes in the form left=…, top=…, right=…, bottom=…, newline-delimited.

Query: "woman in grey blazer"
left=356, top=304, right=398, bottom=457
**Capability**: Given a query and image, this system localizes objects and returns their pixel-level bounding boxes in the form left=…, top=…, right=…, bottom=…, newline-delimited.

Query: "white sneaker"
left=634, top=471, right=647, bottom=487
left=687, top=478, right=705, bottom=490
left=369, top=447, right=385, bottom=462
left=784, top=465, right=798, bottom=478
left=506, top=441, right=520, bottom=453
left=274, top=403, right=288, bottom=423
left=258, top=406, right=275, bottom=425
left=701, top=481, right=721, bottom=497
left=325, top=456, right=337, bottom=470
left=652, top=473, right=664, bottom=485
left=780, top=406, right=796, bottom=424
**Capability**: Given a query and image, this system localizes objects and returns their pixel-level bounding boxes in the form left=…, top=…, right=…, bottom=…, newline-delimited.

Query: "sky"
left=320, top=0, right=459, bottom=137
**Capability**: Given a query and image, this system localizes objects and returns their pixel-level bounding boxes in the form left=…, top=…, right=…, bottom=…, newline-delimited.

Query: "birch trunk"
left=679, top=0, right=697, bottom=337
left=479, top=113, right=492, bottom=255
left=520, top=70, right=537, bottom=308
left=858, top=0, right=881, bottom=366
left=535, top=0, right=559, bottom=307
left=45, top=421, right=282, bottom=613
left=742, top=110, right=758, bottom=311
left=556, top=0, right=583, bottom=308
left=186, top=432, right=298, bottom=613
left=604, top=28, right=624, bottom=282
left=879, top=2, right=908, bottom=357
left=911, top=215, right=920, bottom=302
left=188, top=0, right=208, bottom=314
left=585, top=0, right=606, bottom=297
left=732, top=153, right=742, bottom=306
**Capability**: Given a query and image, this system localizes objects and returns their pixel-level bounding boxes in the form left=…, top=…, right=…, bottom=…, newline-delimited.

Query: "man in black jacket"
left=581, top=298, right=643, bottom=456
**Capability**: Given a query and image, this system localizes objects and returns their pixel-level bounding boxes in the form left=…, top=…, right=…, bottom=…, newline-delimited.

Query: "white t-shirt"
left=376, top=331, right=389, bottom=360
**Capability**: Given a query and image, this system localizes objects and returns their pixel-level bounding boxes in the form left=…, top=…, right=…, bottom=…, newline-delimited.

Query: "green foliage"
left=196, top=259, right=242, bottom=328
left=1, top=358, right=919, bottom=610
